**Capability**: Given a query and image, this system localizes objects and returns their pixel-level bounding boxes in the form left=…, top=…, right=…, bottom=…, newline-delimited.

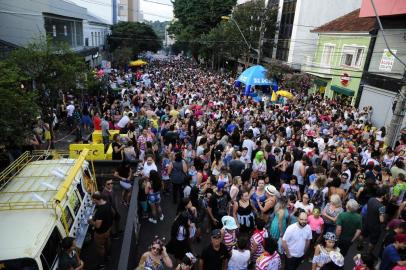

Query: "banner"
left=379, top=49, right=397, bottom=72
left=69, top=144, right=105, bottom=160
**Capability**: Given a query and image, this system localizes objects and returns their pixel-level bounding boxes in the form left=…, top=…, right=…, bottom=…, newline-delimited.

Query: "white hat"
left=265, top=184, right=280, bottom=198
left=221, top=216, right=238, bottom=230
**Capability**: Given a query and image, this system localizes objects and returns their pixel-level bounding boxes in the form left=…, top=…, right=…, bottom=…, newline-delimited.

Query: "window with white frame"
left=321, top=44, right=334, bottom=66
left=340, top=46, right=364, bottom=68
left=91, top=32, right=94, bottom=46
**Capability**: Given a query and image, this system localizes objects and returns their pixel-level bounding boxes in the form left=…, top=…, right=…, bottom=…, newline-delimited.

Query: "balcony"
left=303, top=55, right=333, bottom=77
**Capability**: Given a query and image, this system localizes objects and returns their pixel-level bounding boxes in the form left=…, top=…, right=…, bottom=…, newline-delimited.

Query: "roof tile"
left=312, top=9, right=377, bottom=33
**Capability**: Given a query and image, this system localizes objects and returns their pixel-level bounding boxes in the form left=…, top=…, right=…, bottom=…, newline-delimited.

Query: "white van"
left=0, top=150, right=96, bottom=270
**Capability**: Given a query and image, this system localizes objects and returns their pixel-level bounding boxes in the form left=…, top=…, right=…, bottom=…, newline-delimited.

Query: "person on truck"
left=58, top=236, right=84, bottom=270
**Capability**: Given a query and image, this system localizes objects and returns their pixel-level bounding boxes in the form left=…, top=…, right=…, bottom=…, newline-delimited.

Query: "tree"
left=266, top=60, right=314, bottom=92
left=168, top=0, right=237, bottom=60
left=0, top=61, right=40, bottom=148
left=108, top=21, right=162, bottom=57
left=10, top=37, right=88, bottom=108
left=0, top=37, right=94, bottom=151
left=200, top=0, right=278, bottom=67
left=111, top=47, right=133, bottom=69
left=146, top=20, right=170, bottom=41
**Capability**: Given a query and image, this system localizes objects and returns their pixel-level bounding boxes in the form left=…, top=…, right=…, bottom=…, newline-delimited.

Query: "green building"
left=303, top=9, right=376, bottom=105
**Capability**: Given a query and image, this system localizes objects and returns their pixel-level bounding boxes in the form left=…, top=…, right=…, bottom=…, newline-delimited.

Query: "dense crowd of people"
left=54, top=57, right=406, bottom=270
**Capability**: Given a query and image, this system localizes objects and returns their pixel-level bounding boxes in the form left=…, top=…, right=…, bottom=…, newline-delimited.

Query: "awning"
left=331, top=85, right=355, bottom=96
left=314, top=79, right=328, bottom=87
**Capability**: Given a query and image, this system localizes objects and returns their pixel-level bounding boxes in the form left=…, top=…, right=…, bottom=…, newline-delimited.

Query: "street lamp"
left=221, top=16, right=259, bottom=55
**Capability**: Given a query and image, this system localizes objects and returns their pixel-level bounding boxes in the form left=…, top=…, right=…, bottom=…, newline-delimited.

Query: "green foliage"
left=108, top=21, right=162, bottom=57
left=283, top=73, right=314, bottom=92
left=146, top=20, right=170, bottom=41
left=266, top=60, right=314, bottom=92
left=10, top=37, right=87, bottom=107
left=111, top=47, right=133, bottom=69
left=200, top=0, right=277, bottom=65
left=169, top=0, right=237, bottom=58
left=0, top=88, right=40, bottom=147
left=0, top=37, right=89, bottom=148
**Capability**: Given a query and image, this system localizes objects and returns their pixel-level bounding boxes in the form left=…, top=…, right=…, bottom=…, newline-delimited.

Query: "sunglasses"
left=151, top=246, right=161, bottom=251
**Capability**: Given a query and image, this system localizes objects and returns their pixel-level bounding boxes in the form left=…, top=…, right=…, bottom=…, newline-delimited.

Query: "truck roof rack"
left=0, top=149, right=89, bottom=211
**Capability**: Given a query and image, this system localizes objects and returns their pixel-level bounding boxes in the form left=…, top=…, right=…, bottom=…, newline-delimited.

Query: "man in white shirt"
left=282, top=212, right=312, bottom=270
left=66, top=101, right=75, bottom=127
left=116, top=113, right=132, bottom=131
left=242, top=133, right=255, bottom=166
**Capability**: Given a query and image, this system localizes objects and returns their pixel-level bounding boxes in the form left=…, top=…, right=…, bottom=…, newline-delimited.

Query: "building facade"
left=0, top=0, right=87, bottom=49
left=358, top=13, right=406, bottom=129
left=0, top=0, right=110, bottom=67
left=303, top=9, right=376, bottom=105
left=118, top=0, right=142, bottom=22
left=272, top=0, right=362, bottom=69
left=83, top=14, right=110, bottom=66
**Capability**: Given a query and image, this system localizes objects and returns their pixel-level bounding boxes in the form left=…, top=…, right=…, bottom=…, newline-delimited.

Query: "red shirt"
left=93, top=116, right=101, bottom=130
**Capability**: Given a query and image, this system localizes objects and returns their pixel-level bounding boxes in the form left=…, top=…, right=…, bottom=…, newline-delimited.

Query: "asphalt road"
left=52, top=128, right=365, bottom=270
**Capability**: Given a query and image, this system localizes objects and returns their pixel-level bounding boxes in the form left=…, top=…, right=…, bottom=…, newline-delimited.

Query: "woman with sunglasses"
left=349, top=174, right=366, bottom=200
left=138, top=238, right=173, bottom=270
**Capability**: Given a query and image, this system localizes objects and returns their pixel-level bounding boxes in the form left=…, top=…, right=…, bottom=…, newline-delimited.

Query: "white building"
left=83, top=13, right=110, bottom=66
left=67, top=0, right=114, bottom=25
left=273, top=0, right=362, bottom=70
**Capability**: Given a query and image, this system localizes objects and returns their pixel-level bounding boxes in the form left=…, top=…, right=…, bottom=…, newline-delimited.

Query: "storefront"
left=314, top=78, right=328, bottom=94
left=330, top=85, right=355, bottom=105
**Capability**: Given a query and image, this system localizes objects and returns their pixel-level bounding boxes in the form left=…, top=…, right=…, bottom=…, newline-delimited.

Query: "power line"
left=143, top=0, right=172, bottom=6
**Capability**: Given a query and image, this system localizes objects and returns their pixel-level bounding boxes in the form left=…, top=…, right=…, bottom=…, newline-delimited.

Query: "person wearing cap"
left=312, top=232, right=343, bottom=270
left=221, top=216, right=238, bottom=252
left=380, top=233, right=406, bottom=270
left=199, top=229, right=230, bottom=270
left=207, top=181, right=231, bottom=229
left=335, top=199, right=362, bottom=257
left=282, top=211, right=312, bottom=270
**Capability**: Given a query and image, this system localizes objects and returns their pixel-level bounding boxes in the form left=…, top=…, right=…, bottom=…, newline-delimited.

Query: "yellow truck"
left=0, top=150, right=97, bottom=270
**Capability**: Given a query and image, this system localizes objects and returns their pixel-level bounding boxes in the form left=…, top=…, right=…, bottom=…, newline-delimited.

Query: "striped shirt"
left=223, top=230, right=237, bottom=251
left=256, top=251, right=281, bottom=270
left=250, top=229, right=268, bottom=262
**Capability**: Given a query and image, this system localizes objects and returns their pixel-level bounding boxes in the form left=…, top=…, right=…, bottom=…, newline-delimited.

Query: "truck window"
left=0, top=258, right=38, bottom=270
left=40, top=227, right=62, bottom=270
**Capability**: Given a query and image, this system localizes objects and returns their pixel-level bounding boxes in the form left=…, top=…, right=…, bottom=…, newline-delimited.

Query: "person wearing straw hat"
left=256, top=185, right=279, bottom=222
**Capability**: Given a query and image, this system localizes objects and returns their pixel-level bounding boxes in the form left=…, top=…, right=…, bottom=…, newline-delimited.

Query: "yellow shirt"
left=169, top=109, right=179, bottom=118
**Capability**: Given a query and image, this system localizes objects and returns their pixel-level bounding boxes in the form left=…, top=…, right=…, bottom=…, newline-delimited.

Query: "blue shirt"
left=380, top=244, right=400, bottom=270
left=226, top=124, right=236, bottom=135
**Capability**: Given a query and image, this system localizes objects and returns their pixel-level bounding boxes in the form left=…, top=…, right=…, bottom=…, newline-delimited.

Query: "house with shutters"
left=302, top=9, right=376, bottom=105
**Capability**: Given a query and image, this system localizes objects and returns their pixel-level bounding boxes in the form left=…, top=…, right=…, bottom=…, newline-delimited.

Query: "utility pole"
left=386, top=70, right=406, bottom=148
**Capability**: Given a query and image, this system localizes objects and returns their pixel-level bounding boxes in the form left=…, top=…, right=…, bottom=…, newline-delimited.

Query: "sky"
left=141, top=0, right=174, bottom=22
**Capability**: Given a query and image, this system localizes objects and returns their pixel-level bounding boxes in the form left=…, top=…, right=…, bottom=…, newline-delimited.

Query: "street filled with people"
left=45, top=57, right=406, bottom=270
